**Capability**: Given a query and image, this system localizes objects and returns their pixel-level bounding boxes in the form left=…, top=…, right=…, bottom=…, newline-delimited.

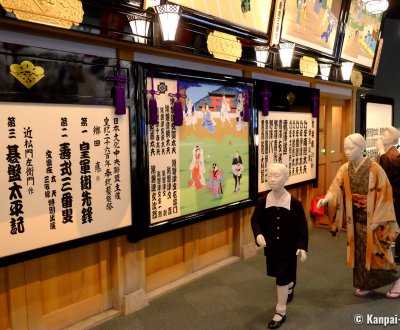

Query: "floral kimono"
left=327, top=158, right=399, bottom=272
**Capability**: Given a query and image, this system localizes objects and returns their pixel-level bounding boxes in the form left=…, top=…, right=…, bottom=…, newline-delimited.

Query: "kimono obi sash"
left=352, top=193, right=367, bottom=209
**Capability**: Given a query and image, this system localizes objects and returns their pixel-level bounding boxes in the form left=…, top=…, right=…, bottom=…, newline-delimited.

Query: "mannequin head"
left=381, top=126, right=400, bottom=147
left=344, top=133, right=365, bottom=163
left=267, top=163, right=289, bottom=191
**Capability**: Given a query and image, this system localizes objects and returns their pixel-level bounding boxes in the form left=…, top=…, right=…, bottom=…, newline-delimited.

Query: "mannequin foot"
left=268, top=312, right=286, bottom=329
left=386, top=278, right=400, bottom=298
left=354, top=289, right=374, bottom=297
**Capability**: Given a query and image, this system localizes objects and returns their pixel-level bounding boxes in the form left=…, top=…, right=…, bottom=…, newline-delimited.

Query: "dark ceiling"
left=385, top=0, right=400, bottom=20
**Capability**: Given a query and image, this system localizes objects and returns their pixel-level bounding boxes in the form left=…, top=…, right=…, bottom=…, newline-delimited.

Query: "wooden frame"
left=170, top=0, right=274, bottom=35
left=360, top=94, right=394, bottom=161
left=340, top=0, right=386, bottom=68
left=280, top=0, right=346, bottom=58
left=255, top=79, right=319, bottom=193
left=130, top=63, right=257, bottom=240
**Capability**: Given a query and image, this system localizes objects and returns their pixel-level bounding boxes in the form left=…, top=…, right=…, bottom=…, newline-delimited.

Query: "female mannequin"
left=317, top=133, right=400, bottom=298
left=376, top=126, right=400, bottom=264
left=251, top=163, right=308, bottom=329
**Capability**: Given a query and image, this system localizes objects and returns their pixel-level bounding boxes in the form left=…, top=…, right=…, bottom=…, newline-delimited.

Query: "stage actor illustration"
left=232, top=151, right=244, bottom=192
left=220, top=95, right=232, bottom=126
left=251, top=163, right=308, bottom=329
left=208, top=163, right=224, bottom=199
left=189, top=145, right=206, bottom=190
left=202, top=103, right=216, bottom=133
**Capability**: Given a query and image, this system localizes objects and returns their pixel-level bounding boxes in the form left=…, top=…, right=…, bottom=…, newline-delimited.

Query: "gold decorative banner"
left=207, top=31, right=242, bottom=62
left=299, top=56, right=318, bottom=78
left=10, top=61, right=45, bottom=89
left=0, top=0, right=84, bottom=29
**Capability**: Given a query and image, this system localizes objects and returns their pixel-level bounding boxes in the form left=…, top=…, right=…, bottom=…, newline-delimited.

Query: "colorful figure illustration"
left=220, top=95, right=232, bottom=126
left=321, top=19, right=333, bottom=43
left=235, top=93, right=246, bottom=132
left=208, top=163, right=224, bottom=199
left=185, top=98, right=197, bottom=127
left=201, top=103, right=216, bottom=133
left=241, top=0, right=251, bottom=13
left=232, top=151, right=244, bottom=192
left=189, top=145, right=206, bottom=190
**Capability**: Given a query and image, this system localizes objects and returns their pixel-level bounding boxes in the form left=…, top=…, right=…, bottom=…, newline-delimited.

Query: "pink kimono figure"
left=189, top=146, right=205, bottom=190
left=317, top=133, right=400, bottom=299
left=208, top=163, right=224, bottom=199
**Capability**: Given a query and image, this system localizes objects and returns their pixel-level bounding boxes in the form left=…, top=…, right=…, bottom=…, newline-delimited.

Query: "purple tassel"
left=106, top=62, right=129, bottom=116
left=311, top=91, right=319, bottom=118
left=149, top=96, right=158, bottom=125
left=173, top=99, right=183, bottom=126
left=114, top=86, right=126, bottom=115
left=169, top=74, right=186, bottom=127
left=262, top=96, right=270, bottom=116
left=261, top=87, right=272, bottom=116
left=143, top=70, right=161, bottom=125
left=243, top=94, right=250, bottom=122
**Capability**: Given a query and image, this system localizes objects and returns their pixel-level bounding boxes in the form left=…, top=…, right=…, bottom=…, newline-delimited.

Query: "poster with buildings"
left=146, top=77, right=251, bottom=224
left=0, top=103, right=132, bottom=259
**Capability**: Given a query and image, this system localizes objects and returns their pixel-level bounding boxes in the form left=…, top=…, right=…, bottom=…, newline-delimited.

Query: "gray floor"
left=93, top=228, right=400, bottom=330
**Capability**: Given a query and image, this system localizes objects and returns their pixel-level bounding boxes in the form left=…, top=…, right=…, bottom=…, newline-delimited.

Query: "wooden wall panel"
left=145, top=227, right=193, bottom=292
left=193, top=215, right=233, bottom=271
left=0, top=267, right=10, bottom=330
left=23, top=241, right=112, bottom=330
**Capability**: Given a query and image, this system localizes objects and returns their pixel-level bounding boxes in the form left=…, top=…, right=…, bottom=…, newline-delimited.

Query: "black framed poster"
left=133, top=64, right=256, bottom=238
left=0, top=103, right=132, bottom=261
left=360, top=94, right=394, bottom=161
left=255, top=80, right=318, bottom=193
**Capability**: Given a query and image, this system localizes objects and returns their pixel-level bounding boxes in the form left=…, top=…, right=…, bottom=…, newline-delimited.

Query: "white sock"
left=272, top=285, right=288, bottom=321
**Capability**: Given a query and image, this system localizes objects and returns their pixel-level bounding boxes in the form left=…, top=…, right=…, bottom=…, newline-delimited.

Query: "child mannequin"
left=317, top=133, right=400, bottom=298
left=251, top=163, right=308, bottom=329
left=376, top=126, right=400, bottom=264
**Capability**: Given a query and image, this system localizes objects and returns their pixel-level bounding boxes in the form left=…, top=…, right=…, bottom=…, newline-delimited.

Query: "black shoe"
left=287, top=288, right=294, bottom=303
left=268, top=313, right=286, bottom=329
left=395, top=256, right=400, bottom=264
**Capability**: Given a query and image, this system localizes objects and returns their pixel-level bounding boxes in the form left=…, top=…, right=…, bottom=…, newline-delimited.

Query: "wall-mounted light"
left=279, top=42, right=295, bottom=67
left=127, top=11, right=152, bottom=44
left=319, top=63, right=331, bottom=80
left=155, top=3, right=182, bottom=41
left=341, top=61, right=354, bottom=81
left=254, top=46, right=269, bottom=68
left=366, top=0, right=389, bottom=14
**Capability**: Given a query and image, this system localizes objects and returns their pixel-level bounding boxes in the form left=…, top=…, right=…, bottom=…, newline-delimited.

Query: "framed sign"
left=0, top=103, right=132, bottom=262
left=133, top=64, right=256, bottom=238
left=340, top=0, right=385, bottom=68
left=360, top=94, right=394, bottom=161
left=170, top=0, right=274, bottom=34
left=280, top=0, right=345, bottom=57
left=255, top=81, right=318, bottom=193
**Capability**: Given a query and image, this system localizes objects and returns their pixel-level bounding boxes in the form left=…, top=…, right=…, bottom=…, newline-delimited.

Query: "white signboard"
left=258, top=111, right=317, bottom=192
left=0, top=103, right=132, bottom=258
left=365, top=102, right=393, bottom=161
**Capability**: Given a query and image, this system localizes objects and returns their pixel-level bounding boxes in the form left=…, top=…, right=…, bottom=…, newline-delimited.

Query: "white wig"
left=344, top=133, right=366, bottom=151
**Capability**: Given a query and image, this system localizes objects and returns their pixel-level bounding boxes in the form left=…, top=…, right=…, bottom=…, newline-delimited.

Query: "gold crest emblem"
left=207, top=31, right=242, bottom=62
left=0, top=0, right=83, bottom=29
left=10, top=61, right=45, bottom=89
left=286, top=92, right=295, bottom=105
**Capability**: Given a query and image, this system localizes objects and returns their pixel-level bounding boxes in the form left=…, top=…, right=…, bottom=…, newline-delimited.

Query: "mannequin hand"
left=371, top=221, right=387, bottom=231
left=296, top=249, right=307, bottom=262
left=316, top=199, right=328, bottom=209
left=256, top=234, right=266, bottom=247
left=375, top=140, right=385, bottom=155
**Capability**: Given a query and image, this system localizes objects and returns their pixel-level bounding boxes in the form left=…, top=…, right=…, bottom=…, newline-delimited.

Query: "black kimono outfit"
left=251, top=191, right=309, bottom=286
